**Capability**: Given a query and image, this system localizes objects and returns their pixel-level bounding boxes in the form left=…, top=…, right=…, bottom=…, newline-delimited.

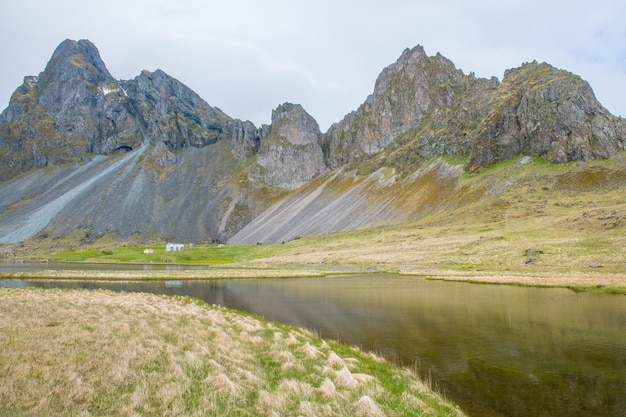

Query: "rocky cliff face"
left=466, top=61, right=626, bottom=169
left=34, top=39, right=142, bottom=155
left=321, top=47, right=626, bottom=173
left=0, top=39, right=143, bottom=181
left=321, top=46, right=498, bottom=170
left=122, top=69, right=233, bottom=151
left=255, top=103, right=326, bottom=190
left=229, top=119, right=264, bottom=160
left=0, top=39, right=248, bottom=179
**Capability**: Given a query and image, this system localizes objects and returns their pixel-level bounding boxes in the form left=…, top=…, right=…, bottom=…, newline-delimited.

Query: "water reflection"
left=2, top=275, right=625, bottom=417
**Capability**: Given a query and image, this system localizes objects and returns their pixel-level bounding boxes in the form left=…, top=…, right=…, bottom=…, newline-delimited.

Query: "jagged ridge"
left=321, top=46, right=626, bottom=175
left=0, top=39, right=625, bottom=245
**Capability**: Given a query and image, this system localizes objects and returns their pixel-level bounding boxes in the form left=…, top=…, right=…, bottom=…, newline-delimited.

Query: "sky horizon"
left=1, top=1, right=624, bottom=132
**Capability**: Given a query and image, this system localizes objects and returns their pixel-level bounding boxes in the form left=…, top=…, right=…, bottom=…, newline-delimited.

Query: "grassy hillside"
left=0, top=288, right=465, bottom=416
left=248, top=155, right=626, bottom=292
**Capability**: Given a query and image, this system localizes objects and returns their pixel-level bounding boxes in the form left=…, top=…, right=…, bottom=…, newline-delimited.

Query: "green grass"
left=47, top=245, right=279, bottom=265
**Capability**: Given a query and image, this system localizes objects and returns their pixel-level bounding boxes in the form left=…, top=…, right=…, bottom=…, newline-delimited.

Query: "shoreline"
left=1, top=264, right=624, bottom=294
left=399, top=267, right=626, bottom=294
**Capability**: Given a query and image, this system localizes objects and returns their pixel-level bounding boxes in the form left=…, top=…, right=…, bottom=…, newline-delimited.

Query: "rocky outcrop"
left=0, top=39, right=142, bottom=181
left=321, top=48, right=626, bottom=175
left=255, top=103, right=326, bottom=189
left=321, top=46, right=498, bottom=170
left=467, top=61, right=626, bottom=169
left=0, top=40, right=238, bottom=181
left=229, top=119, right=265, bottom=160
left=34, top=39, right=142, bottom=156
left=150, top=141, right=177, bottom=168
left=122, top=69, right=232, bottom=150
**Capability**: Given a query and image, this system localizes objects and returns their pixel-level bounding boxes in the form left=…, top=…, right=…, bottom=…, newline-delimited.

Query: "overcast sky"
left=1, top=0, right=624, bottom=131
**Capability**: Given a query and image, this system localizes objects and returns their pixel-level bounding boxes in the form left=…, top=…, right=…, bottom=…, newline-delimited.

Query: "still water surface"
left=2, top=273, right=625, bottom=417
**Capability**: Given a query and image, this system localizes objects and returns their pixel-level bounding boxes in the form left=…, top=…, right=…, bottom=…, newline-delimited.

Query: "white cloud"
left=1, top=0, right=624, bottom=131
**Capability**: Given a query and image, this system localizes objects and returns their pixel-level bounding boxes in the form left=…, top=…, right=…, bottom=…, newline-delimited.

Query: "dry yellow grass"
left=1, top=267, right=332, bottom=281
left=238, top=194, right=626, bottom=293
left=0, top=288, right=465, bottom=416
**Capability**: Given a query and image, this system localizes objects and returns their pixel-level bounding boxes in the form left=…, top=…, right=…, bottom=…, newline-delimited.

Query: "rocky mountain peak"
left=122, top=69, right=232, bottom=152
left=42, top=39, right=110, bottom=78
left=270, top=102, right=321, bottom=146
left=0, top=39, right=144, bottom=181
left=321, top=45, right=493, bottom=169
left=370, top=45, right=430, bottom=104
left=466, top=61, right=626, bottom=169
left=255, top=103, right=326, bottom=190
left=0, top=76, right=38, bottom=125
left=37, top=39, right=115, bottom=111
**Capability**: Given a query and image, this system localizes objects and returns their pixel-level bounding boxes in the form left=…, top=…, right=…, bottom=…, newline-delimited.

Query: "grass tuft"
left=355, top=395, right=385, bottom=417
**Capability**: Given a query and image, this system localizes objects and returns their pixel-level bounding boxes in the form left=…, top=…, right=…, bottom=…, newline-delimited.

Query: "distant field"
left=46, top=244, right=279, bottom=265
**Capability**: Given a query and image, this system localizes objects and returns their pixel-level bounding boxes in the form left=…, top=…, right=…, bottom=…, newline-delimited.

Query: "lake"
left=1, top=273, right=624, bottom=416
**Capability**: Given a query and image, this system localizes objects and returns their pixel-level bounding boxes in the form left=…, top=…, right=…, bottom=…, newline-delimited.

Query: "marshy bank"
left=0, top=287, right=464, bottom=417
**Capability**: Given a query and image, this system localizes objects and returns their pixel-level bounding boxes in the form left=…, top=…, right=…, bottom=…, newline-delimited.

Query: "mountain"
left=0, top=40, right=142, bottom=180
left=321, top=46, right=626, bottom=175
left=0, top=39, right=625, bottom=246
left=321, top=46, right=498, bottom=170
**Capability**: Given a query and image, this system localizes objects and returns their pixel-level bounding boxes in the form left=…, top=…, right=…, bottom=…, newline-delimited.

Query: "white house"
left=166, top=243, right=184, bottom=251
